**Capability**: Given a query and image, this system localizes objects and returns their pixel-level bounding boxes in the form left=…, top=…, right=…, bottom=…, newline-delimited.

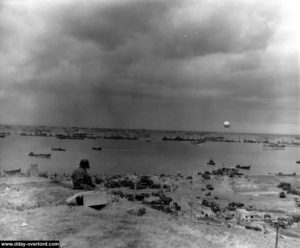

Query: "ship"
left=51, top=147, right=66, bottom=151
left=28, top=152, right=51, bottom=158
left=236, top=164, right=251, bottom=170
left=207, top=159, right=216, bottom=165
left=4, top=169, right=21, bottom=175
left=92, top=147, right=102, bottom=151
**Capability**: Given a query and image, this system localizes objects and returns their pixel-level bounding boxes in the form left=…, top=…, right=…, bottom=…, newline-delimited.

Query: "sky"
left=0, top=0, right=299, bottom=134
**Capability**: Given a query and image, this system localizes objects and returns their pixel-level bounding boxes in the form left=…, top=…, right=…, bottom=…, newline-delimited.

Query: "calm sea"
left=0, top=132, right=300, bottom=176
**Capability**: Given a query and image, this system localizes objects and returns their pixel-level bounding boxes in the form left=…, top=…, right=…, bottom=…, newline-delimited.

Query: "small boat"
left=207, top=159, right=216, bottom=165
left=296, top=161, right=300, bottom=164
left=236, top=164, right=251, bottom=170
left=28, top=152, right=51, bottom=158
left=263, top=143, right=285, bottom=150
left=4, top=169, right=21, bottom=175
left=56, top=134, right=84, bottom=140
left=277, top=172, right=296, bottom=176
left=51, top=147, right=66, bottom=151
left=92, top=147, right=102, bottom=151
left=191, top=140, right=206, bottom=145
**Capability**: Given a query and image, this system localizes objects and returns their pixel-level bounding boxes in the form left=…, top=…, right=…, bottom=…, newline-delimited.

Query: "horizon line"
left=0, top=123, right=299, bottom=137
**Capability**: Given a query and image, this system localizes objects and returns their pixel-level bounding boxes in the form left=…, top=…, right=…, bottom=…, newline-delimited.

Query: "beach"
left=1, top=173, right=300, bottom=248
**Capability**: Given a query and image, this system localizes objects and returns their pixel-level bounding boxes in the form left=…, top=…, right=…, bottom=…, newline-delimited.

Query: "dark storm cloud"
left=225, top=52, right=262, bottom=72
left=60, top=0, right=175, bottom=51
left=17, top=0, right=281, bottom=95
left=0, top=0, right=298, bottom=133
left=155, top=4, right=279, bottom=59
left=58, top=0, right=279, bottom=59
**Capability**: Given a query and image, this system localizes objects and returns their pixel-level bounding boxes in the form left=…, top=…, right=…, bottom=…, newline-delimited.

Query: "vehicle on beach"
left=207, top=159, right=216, bottom=165
left=92, top=147, right=102, bottom=151
left=279, top=191, right=286, bottom=198
left=206, top=184, right=214, bottom=190
left=51, top=147, right=66, bottom=151
left=28, top=152, right=51, bottom=158
left=236, top=164, right=251, bottom=170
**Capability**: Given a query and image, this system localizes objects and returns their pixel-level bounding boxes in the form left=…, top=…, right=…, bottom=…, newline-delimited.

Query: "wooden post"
left=190, top=182, right=193, bottom=220
left=275, top=224, right=279, bottom=248
left=134, top=181, right=137, bottom=202
left=190, top=197, right=193, bottom=220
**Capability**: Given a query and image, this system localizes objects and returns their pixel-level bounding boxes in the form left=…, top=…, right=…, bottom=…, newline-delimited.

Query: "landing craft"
left=223, top=121, right=230, bottom=128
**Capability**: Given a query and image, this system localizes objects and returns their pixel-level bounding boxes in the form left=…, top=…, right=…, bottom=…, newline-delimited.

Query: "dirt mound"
left=0, top=179, right=74, bottom=211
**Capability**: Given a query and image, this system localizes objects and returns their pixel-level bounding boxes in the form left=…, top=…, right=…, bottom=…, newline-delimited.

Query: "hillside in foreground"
left=0, top=176, right=299, bottom=248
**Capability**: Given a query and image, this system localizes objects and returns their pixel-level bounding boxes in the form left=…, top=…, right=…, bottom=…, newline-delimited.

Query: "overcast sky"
left=0, top=0, right=299, bottom=134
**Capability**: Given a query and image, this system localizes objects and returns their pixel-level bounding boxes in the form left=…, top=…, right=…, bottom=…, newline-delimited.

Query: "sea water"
left=0, top=134, right=300, bottom=176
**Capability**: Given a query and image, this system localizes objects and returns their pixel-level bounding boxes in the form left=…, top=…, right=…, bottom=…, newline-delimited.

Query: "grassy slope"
left=0, top=176, right=299, bottom=248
